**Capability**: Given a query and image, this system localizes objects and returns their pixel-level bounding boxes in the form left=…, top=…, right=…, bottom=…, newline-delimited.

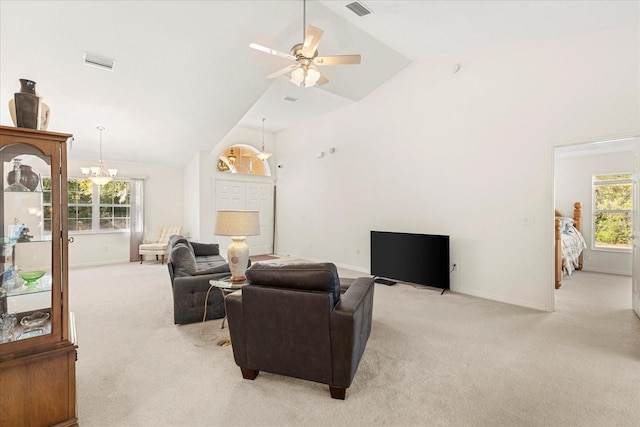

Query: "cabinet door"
left=0, top=140, right=62, bottom=351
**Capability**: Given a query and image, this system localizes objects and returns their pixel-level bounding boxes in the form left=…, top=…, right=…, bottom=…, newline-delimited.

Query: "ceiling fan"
left=249, top=0, right=361, bottom=88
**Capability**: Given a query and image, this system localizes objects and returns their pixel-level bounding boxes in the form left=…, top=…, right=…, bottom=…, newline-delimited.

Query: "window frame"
left=43, top=177, right=131, bottom=235
left=592, top=172, right=632, bottom=253
left=97, top=179, right=132, bottom=232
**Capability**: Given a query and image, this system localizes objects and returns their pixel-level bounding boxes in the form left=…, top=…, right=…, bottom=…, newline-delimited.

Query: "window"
left=593, top=173, right=632, bottom=251
left=99, top=180, right=130, bottom=230
left=42, top=178, right=130, bottom=233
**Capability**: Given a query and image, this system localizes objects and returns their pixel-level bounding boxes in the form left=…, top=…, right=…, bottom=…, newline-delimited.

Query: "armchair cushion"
left=246, top=262, right=341, bottom=304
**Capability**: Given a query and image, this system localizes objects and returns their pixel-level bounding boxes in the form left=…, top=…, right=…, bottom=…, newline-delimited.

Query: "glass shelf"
left=1, top=310, right=52, bottom=343
left=0, top=236, right=52, bottom=245
left=1, top=274, right=52, bottom=299
left=3, top=189, right=43, bottom=194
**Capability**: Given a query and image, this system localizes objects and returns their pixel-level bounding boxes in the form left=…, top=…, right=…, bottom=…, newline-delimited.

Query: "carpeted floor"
left=68, top=262, right=640, bottom=427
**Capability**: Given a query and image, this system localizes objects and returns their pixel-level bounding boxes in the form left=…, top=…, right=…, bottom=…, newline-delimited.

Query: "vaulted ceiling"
left=0, top=1, right=637, bottom=166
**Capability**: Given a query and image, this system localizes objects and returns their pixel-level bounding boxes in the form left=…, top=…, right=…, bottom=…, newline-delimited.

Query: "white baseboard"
left=69, top=259, right=131, bottom=269
left=581, top=267, right=631, bottom=276
left=452, top=285, right=547, bottom=312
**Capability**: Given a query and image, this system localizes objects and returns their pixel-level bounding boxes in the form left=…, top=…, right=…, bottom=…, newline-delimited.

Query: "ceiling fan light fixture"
left=306, top=68, right=320, bottom=85
left=290, top=67, right=320, bottom=88
left=290, top=68, right=305, bottom=86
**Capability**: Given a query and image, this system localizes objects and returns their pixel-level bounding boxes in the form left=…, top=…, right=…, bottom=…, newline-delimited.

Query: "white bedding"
left=561, top=225, right=586, bottom=276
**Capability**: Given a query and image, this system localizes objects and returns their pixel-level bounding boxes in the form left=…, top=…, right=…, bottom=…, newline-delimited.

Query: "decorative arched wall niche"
left=218, top=143, right=271, bottom=176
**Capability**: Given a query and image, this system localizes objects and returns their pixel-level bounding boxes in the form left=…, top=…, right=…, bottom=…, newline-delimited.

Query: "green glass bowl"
left=19, top=270, right=46, bottom=284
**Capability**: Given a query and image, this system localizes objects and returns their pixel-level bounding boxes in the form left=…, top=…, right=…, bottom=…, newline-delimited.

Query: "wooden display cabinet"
left=0, top=125, right=78, bottom=427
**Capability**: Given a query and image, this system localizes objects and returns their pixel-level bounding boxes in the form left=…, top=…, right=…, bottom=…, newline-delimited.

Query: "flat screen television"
left=370, top=231, right=450, bottom=290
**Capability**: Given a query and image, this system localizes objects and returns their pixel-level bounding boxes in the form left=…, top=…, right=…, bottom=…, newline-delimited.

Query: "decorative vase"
left=5, top=158, right=36, bottom=192
left=7, top=162, right=40, bottom=191
left=7, top=79, right=51, bottom=130
left=13, top=79, right=39, bottom=129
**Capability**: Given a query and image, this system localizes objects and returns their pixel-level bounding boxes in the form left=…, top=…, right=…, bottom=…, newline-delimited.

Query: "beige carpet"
left=68, top=261, right=640, bottom=427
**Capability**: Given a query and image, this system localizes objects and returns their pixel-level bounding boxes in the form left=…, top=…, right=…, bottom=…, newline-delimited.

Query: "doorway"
left=553, top=137, right=637, bottom=311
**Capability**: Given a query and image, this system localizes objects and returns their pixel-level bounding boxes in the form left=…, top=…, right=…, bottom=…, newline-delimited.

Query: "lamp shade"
left=215, top=210, right=260, bottom=236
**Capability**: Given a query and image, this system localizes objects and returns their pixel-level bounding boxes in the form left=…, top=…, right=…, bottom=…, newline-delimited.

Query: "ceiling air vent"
left=83, top=52, right=115, bottom=71
left=345, top=2, right=372, bottom=17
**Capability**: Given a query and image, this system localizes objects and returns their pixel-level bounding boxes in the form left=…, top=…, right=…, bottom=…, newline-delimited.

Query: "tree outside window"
left=99, top=180, right=130, bottom=230
left=593, top=173, right=632, bottom=250
left=42, top=178, right=130, bottom=232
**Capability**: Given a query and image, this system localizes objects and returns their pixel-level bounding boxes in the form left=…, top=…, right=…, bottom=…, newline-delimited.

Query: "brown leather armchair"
left=225, top=262, right=375, bottom=399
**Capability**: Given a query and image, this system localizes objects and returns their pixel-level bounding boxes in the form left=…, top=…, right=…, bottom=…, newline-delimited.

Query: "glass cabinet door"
left=0, top=144, right=54, bottom=344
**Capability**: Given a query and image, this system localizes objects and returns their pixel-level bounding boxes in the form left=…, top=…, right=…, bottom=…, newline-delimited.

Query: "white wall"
left=66, top=156, right=184, bottom=266
left=275, top=27, right=640, bottom=311
left=183, top=153, right=201, bottom=240
left=555, top=150, right=633, bottom=275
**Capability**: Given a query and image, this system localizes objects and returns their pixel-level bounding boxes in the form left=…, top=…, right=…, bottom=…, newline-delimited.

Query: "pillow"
left=190, top=241, right=220, bottom=257
left=557, top=217, right=574, bottom=233
left=169, top=235, right=190, bottom=252
left=169, top=243, right=196, bottom=277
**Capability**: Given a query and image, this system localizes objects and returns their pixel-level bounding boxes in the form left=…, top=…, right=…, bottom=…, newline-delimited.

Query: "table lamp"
left=214, top=210, right=260, bottom=282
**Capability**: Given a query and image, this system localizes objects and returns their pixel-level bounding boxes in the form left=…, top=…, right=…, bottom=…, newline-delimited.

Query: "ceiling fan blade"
left=316, top=72, right=329, bottom=86
left=249, top=43, right=296, bottom=61
left=314, top=54, right=361, bottom=65
left=266, top=64, right=300, bottom=79
left=301, top=25, right=324, bottom=58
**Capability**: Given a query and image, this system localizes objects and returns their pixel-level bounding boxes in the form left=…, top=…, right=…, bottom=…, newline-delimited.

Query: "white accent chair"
left=139, top=226, right=182, bottom=264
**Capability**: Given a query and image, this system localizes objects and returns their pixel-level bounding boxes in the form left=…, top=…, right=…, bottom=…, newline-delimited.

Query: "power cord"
left=195, top=283, right=219, bottom=347
left=195, top=281, right=232, bottom=347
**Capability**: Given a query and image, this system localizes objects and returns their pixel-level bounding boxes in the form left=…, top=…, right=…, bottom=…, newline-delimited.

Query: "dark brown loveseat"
left=225, top=262, right=375, bottom=399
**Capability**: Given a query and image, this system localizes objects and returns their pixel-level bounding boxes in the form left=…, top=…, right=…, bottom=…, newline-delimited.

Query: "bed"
left=555, top=202, right=587, bottom=289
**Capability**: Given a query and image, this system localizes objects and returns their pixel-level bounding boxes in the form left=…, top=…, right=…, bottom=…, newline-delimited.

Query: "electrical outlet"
left=103, top=245, right=109, bottom=252
left=356, top=249, right=360, bottom=255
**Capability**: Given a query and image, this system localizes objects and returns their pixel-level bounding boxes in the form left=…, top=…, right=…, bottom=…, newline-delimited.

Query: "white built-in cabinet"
left=214, top=179, right=274, bottom=256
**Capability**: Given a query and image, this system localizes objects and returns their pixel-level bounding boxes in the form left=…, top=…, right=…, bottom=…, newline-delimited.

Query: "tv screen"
left=370, top=231, right=450, bottom=290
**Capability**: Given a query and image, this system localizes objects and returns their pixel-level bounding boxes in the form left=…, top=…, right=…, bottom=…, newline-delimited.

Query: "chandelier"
left=228, top=148, right=237, bottom=165
left=255, top=118, right=272, bottom=160
left=80, top=126, right=117, bottom=185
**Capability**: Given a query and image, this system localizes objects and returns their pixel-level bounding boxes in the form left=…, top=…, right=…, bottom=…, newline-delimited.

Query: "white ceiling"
left=0, top=1, right=637, bottom=167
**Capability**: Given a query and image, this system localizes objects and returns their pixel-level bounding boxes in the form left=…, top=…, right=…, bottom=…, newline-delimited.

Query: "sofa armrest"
left=329, top=277, right=375, bottom=388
